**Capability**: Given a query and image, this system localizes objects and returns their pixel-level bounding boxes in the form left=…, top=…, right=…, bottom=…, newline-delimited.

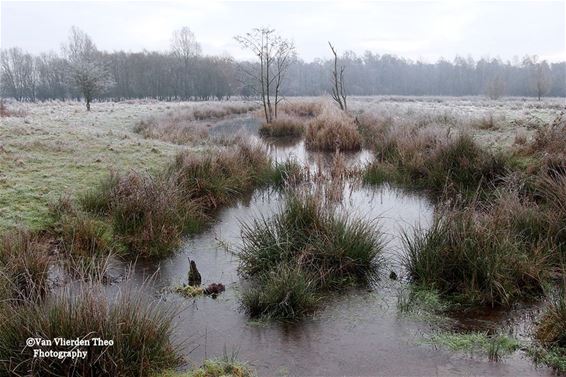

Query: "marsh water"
left=127, top=116, right=550, bottom=376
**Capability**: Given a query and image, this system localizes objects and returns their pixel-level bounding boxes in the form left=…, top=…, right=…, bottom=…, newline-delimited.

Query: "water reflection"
left=123, top=117, right=550, bottom=376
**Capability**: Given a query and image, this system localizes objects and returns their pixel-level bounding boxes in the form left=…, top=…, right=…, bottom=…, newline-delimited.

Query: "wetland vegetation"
left=1, top=96, right=565, bottom=375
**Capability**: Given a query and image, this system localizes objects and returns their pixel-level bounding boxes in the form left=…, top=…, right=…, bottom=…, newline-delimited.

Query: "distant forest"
left=1, top=27, right=565, bottom=102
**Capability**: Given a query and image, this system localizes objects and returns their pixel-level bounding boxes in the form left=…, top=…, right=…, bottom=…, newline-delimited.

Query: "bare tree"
left=234, top=27, right=295, bottom=123
left=533, top=62, right=552, bottom=101
left=328, top=42, right=347, bottom=111
left=64, top=26, right=111, bottom=110
left=171, top=27, right=201, bottom=100
left=485, top=75, right=505, bottom=100
left=0, top=48, right=37, bottom=101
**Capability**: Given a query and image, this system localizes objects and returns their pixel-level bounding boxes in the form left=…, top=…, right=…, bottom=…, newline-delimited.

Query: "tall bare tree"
left=485, top=75, right=505, bottom=100
left=328, top=42, right=347, bottom=111
left=234, top=27, right=295, bottom=123
left=0, top=48, right=37, bottom=101
left=64, top=26, right=111, bottom=110
left=171, top=27, right=201, bottom=100
left=533, top=62, right=552, bottom=101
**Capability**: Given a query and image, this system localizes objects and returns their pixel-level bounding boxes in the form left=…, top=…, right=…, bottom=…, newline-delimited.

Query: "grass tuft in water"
left=364, top=132, right=510, bottom=199
left=259, top=118, right=304, bottom=138
left=424, top=332, right=520, bottom=361
left=402, top=205, right=550, bottom=306
left=239, top=194, right=383, bottom=319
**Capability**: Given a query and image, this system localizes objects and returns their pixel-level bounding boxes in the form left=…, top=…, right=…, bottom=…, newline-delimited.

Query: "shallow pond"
left=126, top=117, right=550, bottom=376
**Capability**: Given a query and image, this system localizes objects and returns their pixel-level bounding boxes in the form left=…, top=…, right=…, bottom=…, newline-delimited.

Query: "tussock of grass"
left=528, top=346, right=566, bottom=374
left=0, top=100, right=27, bottom=118
left=0, top=283, right=181, bottom=376
left=161, top=355, right=255, bottom=377
left=364, top=131, right=509, bottom=198
left=278, top=101, right=322, bottom=118
left=239, top=194, right=383, bottom=319
left=0, top=229, right=50, bottom=300
left=270, top=159, right=304, bottom=187
left=55, top=214, right=121, bottom=258
left=397, top=286, right=448, bottom=316
left=134, top=118, right=209, bottom=145
left=170, top=142, right=274, bottom=210
left=536, top=290, right=566, bottom=349
left=77, top=142, right=278, bottom=259
left=402, top=202, right=550, bottom=306
left=305, top=108, right=362, bottom=151
left=521, top=113, right=566, bottom=158
left=259, top=117, right=304, bottom=138
left=241, top=265, right=319, bottom=320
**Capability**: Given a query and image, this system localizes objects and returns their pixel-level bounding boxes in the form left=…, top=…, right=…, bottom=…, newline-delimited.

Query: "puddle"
left=125, top=117, right=551, bottom=375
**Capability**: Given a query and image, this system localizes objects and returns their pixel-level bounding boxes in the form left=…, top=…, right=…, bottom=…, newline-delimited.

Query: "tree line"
left=1, top=26, right=564, bottom=105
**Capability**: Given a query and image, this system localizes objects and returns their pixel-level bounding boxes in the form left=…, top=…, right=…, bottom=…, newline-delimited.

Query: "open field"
left=1, top=97, right=562, bottom=232
left=1, top=96, right=565, bottom=375
left=0, top=100, right=258, bottom=230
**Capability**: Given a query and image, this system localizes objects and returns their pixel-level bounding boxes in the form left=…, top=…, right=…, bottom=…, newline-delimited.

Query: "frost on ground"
left=0, top=97, right=563, bottom=231
left=0, top=100, right=256, bottom=230
left=349, top=96, right=564, bottom=148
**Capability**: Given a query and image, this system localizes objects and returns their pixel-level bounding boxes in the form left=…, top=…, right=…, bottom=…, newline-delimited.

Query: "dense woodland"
left=1, top=27, right=564, bottom=103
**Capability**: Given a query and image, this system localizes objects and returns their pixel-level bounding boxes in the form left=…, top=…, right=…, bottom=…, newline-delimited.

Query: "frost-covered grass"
left=1, top=97, right=562, bottom=232
left=0, top=100, right=257, bottom=231
left=349, top=95, right=564, bottom=148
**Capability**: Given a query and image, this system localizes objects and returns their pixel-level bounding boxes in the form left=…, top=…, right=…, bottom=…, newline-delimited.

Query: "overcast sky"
left=1, top=1, right=565, bottom=63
